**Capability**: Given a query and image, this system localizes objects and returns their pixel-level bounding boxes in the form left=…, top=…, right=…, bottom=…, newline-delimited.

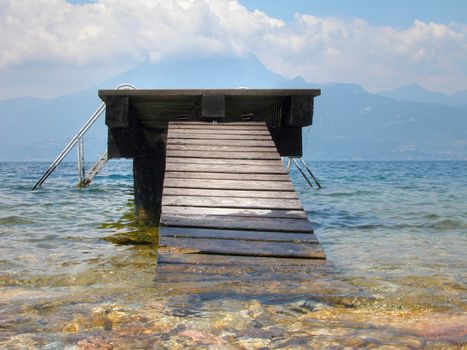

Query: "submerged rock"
left=178, top=329, right=226, bottom=345
left=236, top=336, right=271, bottom=349
left=77, top=336, right=114, bottom=350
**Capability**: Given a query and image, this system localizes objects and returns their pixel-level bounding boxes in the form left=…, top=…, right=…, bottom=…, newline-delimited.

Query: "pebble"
left=178, top=329, right=226, bottom=345
left=77, top=337, right=114, bottom=350
left=236, top=337, right=271, bottom=349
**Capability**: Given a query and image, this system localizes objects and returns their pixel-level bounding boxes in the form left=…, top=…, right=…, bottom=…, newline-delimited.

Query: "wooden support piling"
left=133, top=140, right=166, bottom=223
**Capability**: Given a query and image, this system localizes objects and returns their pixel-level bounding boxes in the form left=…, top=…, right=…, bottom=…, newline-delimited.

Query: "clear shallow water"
left=0, top=161, right=465, bottom=349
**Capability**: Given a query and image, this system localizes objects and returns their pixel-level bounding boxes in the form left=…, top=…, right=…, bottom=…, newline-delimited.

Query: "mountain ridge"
left=378, top=83, right=467, bottom=106
left=0, top=55, right=465, bottom=161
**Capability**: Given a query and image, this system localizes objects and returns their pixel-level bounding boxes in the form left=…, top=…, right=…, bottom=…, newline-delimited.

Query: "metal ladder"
left=32, top=83, right=136, bottom=191
left=285, top=157, right=322, bottom=189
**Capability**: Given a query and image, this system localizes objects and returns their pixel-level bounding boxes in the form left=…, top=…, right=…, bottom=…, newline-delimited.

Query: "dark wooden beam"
left=108, top=128, right=158, bottom=158
left=281, top=95, right=314, bottom=127
left=105, top=96, right=133, bottom=128
left=100, top=89, right=320, bottom=128
left=99, top=89, right=321, bottom=98
left=201, top=95, right=225, bottom=120
left=269, top=127, right=302, bottom=157
left=133, top=140, right=166, bottom=223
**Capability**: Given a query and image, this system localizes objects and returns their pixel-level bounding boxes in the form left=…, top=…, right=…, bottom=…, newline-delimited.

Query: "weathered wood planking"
left=168, top=124, right=269, bottom=130
left=158, top=253, right=326, bottom=266
left=161, top=214, right=314, bottom=232
left=167, top=139, right=276, bottom=147
left=161, top=227, right=317, bottom=243
left=163, top=188, right=298, bottom=198
left=166, top=150, right=280, bottom=160
left=161, top=206, right=307, bottom=219
left=167, top=144, right=277, bottom=152
left=168, top=129, right=271, bottom=136
left=166, top=157, right=283, bottom=166
left=167, top=133, right=273, bottom=140
left=160, top=237, right=323, bottom=259
left=169, top=122, right=268, bottom=126
left=165, top=163, right=287, bottom=174
left=158, top=121, right=325, bottom=266
left=164, top=172, right=291, bottom=182
left=162, top=196, right=302, bottom=210
left=164, top=178, right=295, bottom=191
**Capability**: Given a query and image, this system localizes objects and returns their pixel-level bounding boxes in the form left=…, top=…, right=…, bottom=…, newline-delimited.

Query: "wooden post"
left=133, top=140, right=166, bottom=223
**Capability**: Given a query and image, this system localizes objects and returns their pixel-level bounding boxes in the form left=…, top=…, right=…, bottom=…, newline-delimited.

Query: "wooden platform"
left=158, top=121, right=325, bottom=266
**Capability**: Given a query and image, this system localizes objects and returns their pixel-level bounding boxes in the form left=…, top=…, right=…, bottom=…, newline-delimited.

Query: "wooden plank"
left=157, top=252, right=326, bottom=265
left=165, top=163, right=287, bottom=174
left=161, top=227, right=316, bottom=242
left=167, top=133, right=272, bottom=140
left=168, top=124, right=268, bottom=131
left=159, top=237, right=324, bottom=259
left=168, top=129, right=271, bottom=136
left=100, top=89, right=320, bottom=98
left=167, top=138, right=276, bottom=147
left=163, top=188, right=297, bottom=198
left=166, top=144, right=278, bottom=152
left=164, top=172, right=290, bottom=182
left=162, top=196, right=302, bottom=210
left=169, top=121, right=267, bottom=126
left=166, top=157, right=283, bottom=166
left=163, top=179, right=294, bottom=191
left=166, top=150, right=280, bottom=160
left=161, top=206, right=306, bottom=219
left=160, top=214, right=314, bottom=232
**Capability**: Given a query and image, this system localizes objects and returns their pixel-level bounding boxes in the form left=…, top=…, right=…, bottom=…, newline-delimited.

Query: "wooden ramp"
left=158, top=121, right=325, bottom=266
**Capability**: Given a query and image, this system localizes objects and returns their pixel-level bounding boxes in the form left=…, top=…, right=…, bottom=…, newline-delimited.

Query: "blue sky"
left=68, top=0, right=467, bottom=28
left=1, top=0, right=467, bottom=99
left=239, top=0, right=467, bottom=28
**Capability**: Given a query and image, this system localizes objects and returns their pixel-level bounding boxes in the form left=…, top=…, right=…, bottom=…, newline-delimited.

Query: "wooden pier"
left=158, top=121, right=325, bottom=265
left=98, top=88, right=323, bottom=265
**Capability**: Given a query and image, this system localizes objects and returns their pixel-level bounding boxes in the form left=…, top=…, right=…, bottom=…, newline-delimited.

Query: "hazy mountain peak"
left=378, top=82, right=467, bottom=106
left=103, top=54, right=284, bottom=89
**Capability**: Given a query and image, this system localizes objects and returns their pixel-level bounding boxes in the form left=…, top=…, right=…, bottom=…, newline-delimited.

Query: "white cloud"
left=255, top=15, right=467, bottom=93
left=0, top=0, right=466, bottom=98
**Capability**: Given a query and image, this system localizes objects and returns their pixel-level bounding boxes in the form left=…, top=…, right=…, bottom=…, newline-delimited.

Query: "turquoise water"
left=0, top=161, right=465, bottom=349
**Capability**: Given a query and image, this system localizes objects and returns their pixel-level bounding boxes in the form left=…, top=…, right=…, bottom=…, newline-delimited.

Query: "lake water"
left=0, top=161, right=465, bottom=349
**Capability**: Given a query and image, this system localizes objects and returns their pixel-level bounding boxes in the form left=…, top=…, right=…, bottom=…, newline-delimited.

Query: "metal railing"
left=32, top=83, right=136, bottom=190
left=285, top=157, right=321, bottom=189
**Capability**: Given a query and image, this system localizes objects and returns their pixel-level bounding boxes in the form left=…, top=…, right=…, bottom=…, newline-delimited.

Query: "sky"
left=1, top=0, right=467, bottom=100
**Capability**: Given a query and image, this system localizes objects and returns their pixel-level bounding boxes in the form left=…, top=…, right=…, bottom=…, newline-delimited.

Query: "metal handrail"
left=32, top=83, right=136, bottom=190
left=286, top=157, right=322, bottom=189
left=298, top=158, right=321, bottom=189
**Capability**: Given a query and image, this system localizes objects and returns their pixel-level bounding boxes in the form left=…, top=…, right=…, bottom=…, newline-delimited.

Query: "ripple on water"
left=429, top=219, right=467, bottom=231
left=0, top=216, right=35, bottom=225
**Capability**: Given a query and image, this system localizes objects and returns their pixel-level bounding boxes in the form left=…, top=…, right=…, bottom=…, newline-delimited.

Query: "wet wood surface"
left=162, top=188, right=298, bottom=198
left=158, top=121, right=325, bottom=266
left=161, top=206, right=307, bottom=219
left=161, top=227, right=318, bottom=243
left=166, top=150, right=280, bottom=160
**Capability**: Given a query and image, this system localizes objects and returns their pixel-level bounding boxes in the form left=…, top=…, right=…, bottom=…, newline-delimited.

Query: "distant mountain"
left=0, top=88, right=104, bottom=161
left=305, top=83, right=467, bottom=160
left=0, top=55, right=466, bottom=162
left=105, top=54, right=285, bottom=89
left=0, top=55, right=284, bottom=162
left=275, top=79, right=466, bottom=160
left=378, top=83, right=467, bottom=106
